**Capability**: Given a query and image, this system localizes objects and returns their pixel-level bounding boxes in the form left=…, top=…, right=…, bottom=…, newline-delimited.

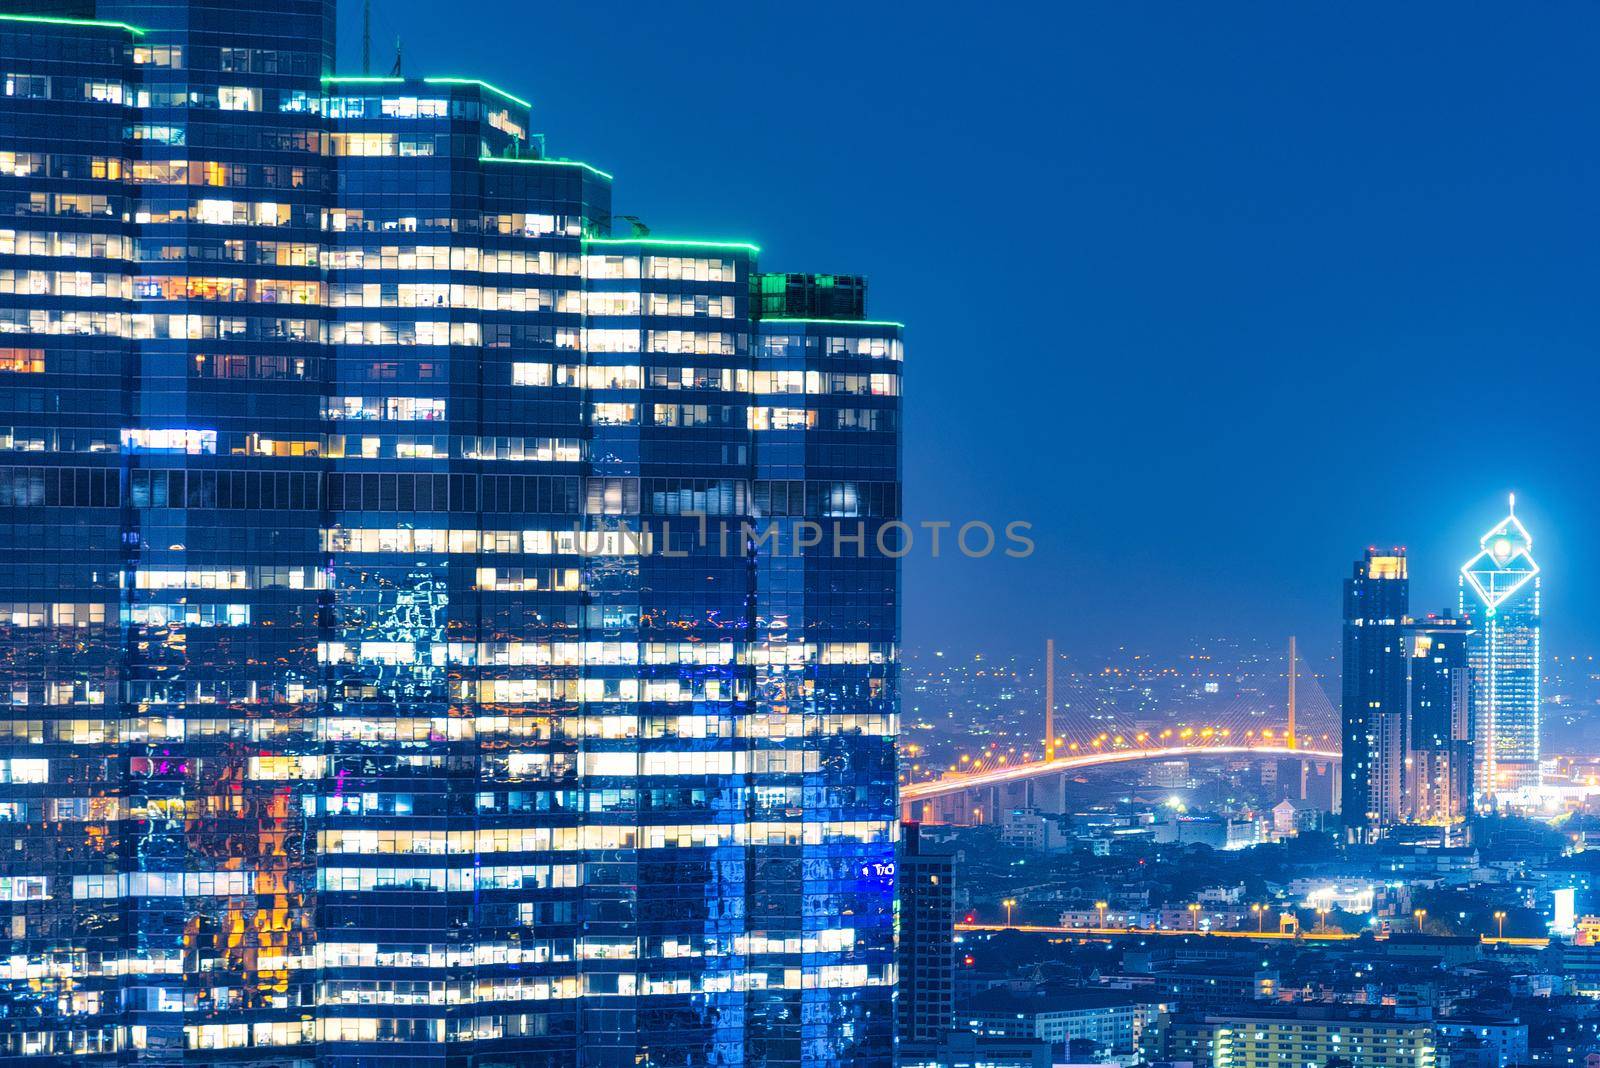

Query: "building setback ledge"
left=584, top=236, right=761, bottom=255
left=0, top=13, right=145, bottom=36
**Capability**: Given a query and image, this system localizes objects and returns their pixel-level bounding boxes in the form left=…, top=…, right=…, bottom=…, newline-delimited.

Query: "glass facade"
left=1342, top=550, right=1479, bottom=840
left=895, top=823, right=953, bottom=1044
left=1339, top=549, right=1408, bottom=842
left=0, top=4, right=900, bottom=1064
left=1401, top=616, right=1474, bottom=831
left=1459, top=496, right=1541, bottom=801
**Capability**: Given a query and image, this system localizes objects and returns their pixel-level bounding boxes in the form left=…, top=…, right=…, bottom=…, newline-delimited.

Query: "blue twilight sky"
left=352, top=2, right=1598, bottom=661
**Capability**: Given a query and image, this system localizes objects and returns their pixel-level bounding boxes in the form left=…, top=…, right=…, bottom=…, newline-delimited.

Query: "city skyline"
left=893, top=493, right=1571, bottom=667
left=6, top=3, right=1600, bottom=1068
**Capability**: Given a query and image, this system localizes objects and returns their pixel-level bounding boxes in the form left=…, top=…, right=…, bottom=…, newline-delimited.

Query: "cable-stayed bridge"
left=901, top=638, right=1341, bottom=823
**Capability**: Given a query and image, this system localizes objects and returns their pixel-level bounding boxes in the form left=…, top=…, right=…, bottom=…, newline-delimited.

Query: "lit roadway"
left=901, top=744, right=1340, bottom=802
left=954, top=923, right=1549, bottom=949
left=957, top=923, right=1356, bottom=943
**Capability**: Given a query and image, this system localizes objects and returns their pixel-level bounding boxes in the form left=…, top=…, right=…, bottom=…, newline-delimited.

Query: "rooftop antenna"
left=362, top=0, right=372, bottom=77
left=389, top=36, right=403, bottom=78
left=1508, top=491, right=1516, bottom=516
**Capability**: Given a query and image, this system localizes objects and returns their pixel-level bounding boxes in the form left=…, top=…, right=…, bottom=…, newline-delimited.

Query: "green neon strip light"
left=762, top=317, right=906, bottom=329
left=424, top=78, right=531, bottom=110
left=478, top=155, right=614, bottom=182
left=321, top=76, right=405, bottom=85
left=585, top=237, right=761, bottom=255
left=0, top=13, right=145, bottom=36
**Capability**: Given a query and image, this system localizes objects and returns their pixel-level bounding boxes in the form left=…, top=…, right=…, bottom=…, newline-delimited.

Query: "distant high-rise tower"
left=898, top=823, right=956, bottom=1044
left=1402, top=615, right=1475, bottom=833
left=1460, top=495, right=1542, bottom=800
left=1341, top=549, right=1409, bottom=842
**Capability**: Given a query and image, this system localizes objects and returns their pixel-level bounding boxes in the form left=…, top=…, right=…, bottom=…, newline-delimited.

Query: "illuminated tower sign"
left=1459, top=494, right=1542, bottom=800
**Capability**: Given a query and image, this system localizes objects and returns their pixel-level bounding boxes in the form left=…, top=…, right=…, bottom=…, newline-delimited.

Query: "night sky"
left=351, top=2, right=1599, bottom=661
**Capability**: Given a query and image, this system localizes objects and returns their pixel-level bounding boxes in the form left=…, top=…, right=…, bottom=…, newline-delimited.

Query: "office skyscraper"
left=1340, top=549, right=1408, bottom=842
left=0, top=4, right=901, bottom=1064
left=1402, top=616, right=1475, bottom=833
left=1460, top=495, right=1541, bottom=800
left=897, top=823, right=955, bottom=1045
